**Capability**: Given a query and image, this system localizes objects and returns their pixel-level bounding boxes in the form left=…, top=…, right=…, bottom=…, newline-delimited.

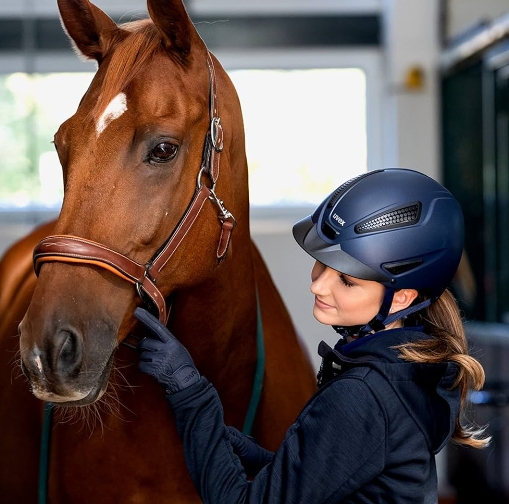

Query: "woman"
left=135, top=168, right=489, bottom=503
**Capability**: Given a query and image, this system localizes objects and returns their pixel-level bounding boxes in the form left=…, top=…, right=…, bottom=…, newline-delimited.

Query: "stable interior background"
left=2, top=1, right=509, bottom=502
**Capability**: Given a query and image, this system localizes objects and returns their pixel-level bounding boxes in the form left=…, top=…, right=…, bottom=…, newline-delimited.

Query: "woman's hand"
left=134, top=307, right=200, bottom=394
left=227, top=426, right=274, bottom=474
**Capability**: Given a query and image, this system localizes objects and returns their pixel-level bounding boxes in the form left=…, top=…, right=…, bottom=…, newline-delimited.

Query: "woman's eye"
left=149, top=142, right=178, bottom=163
left=340, top=274, right=355, bottom=287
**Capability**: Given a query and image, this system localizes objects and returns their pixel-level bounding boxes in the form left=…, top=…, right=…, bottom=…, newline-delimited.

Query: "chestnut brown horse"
left=0, top=0, right=316, bottom=502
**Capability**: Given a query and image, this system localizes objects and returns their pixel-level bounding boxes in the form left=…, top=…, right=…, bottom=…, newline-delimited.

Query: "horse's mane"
left=90, top=20, right=165, bottom=123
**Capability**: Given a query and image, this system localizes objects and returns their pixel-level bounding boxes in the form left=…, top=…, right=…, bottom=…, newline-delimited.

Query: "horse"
left=0, top=0, right=317, bottom=502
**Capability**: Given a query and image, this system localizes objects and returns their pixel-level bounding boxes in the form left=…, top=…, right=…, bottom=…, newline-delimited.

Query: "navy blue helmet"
left=293, top=168, right=464, bottom=301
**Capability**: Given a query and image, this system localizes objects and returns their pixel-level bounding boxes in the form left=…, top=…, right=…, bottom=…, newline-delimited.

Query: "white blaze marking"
left=96, top=93, right=128, bottom=136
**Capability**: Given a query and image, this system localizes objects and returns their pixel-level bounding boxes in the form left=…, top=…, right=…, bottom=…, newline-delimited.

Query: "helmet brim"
left=293, top=215, right=390, bottom=283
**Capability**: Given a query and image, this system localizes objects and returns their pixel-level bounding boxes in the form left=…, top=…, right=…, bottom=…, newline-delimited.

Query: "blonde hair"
left=395, top=289, right=490, bottom=449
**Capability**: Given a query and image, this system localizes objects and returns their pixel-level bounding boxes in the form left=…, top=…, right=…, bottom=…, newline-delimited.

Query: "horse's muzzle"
left=18, top=320, right=113, bottom=404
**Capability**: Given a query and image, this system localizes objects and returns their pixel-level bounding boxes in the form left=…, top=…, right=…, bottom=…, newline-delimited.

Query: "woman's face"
left=310, top=260, right=385, bottom=327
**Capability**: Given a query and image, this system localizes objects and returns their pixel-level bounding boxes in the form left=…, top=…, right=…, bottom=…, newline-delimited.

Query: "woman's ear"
left=390, top=289, right=419, bottom=313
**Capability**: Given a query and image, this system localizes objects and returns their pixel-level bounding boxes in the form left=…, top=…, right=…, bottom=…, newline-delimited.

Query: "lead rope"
left=38, top=292, right=266, bottom=499
left=242, top=290, right=265, bottom=436
left=38, top=401, right=53, bottom=504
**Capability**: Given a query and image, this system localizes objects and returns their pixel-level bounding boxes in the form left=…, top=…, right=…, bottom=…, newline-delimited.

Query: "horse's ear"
left=57, top=0, right=126, bottom=63
left=147, top=0, right=196, bottom=63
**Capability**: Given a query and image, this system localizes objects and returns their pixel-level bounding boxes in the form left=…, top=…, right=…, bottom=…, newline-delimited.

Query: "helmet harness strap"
left=331, top=288, right=433, bottom=348
left=316, top=288, right=434, bottom=388
left=383, top=298, right=432, bottom=326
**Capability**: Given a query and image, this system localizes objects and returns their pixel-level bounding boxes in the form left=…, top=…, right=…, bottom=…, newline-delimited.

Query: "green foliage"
left=0, top=73, right=92, bottom=207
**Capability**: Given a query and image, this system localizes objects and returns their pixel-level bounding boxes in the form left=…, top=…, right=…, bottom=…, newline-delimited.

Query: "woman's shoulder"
left=288, top=368, right=389, bottom=442
left=303, top=365, right=387, bottom=420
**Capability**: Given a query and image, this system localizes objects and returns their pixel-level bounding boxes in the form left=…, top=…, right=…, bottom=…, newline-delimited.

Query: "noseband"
left=33, top=52, right=236, bottom=323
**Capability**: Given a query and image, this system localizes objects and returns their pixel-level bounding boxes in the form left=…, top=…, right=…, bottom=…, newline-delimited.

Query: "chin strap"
left=331, top=289, right=433, bottom=346
left=319, top=290, right=434, bottom=388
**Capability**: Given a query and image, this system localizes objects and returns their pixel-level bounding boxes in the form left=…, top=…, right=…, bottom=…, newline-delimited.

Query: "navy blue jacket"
left=168, top=327, right=461, bottom=503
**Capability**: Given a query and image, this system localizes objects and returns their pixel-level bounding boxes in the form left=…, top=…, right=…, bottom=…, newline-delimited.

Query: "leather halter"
left=33, top=52, right=236, bottom=323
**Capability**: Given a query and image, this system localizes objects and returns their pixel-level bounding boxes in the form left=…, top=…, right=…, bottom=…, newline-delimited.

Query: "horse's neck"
left=169, top=238, right=258, bottom=381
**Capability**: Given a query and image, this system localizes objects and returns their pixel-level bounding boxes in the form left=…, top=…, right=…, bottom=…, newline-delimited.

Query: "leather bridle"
left=33, top=52, right=236, bottom=324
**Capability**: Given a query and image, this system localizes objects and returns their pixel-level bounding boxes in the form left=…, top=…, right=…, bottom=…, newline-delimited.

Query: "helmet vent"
left=327, top=172, right=378, bottom=208
left=383, top=259, right=423, bottom=275
left=321, top=222, right=339, bottom=240
left=355, top=202, right=421, bottom=234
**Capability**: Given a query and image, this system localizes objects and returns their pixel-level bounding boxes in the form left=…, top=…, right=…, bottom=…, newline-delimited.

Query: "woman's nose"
left=310, top=261, right=330, bottom=293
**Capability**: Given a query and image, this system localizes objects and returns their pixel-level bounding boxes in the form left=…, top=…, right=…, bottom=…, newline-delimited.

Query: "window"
left=0, top=72, right=92, bottom=208
left=0, top=49, right=379, bottom=209
left=230, top=67, right=367, bottom=205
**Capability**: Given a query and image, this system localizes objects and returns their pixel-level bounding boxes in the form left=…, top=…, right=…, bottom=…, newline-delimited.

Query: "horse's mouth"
left=60, top=353, right=115, bottom=406
left=31, top=351, right=116, bottom=407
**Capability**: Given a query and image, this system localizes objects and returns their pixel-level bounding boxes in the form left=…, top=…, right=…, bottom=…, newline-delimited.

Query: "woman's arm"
left=135, top=308, right=387, bottom=504
left=169, top=372, right=387, bottom=504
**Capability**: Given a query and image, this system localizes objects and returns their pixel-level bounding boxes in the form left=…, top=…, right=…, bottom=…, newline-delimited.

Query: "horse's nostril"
left=50, top=330, right=83, bottom=377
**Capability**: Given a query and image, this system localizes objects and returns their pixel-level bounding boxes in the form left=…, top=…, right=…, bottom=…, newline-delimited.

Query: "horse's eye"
left=150, top=142, right=178, bottom=163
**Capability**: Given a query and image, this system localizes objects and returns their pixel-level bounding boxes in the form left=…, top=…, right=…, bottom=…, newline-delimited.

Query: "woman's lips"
left=314, top=296, right=334, bottom=310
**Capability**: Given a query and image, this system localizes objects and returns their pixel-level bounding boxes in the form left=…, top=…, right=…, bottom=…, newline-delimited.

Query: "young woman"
left=135, top=168, right=489, bottom=503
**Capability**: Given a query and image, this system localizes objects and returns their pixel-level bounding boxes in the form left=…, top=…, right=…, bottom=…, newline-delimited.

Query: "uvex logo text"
left=332, top=213, right=346, bottom=226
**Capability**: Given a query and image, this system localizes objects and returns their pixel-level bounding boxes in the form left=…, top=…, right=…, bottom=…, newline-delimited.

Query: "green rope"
left=242, top=292, right=265, bottom=436
left=38, top=402, right=53, bottom=504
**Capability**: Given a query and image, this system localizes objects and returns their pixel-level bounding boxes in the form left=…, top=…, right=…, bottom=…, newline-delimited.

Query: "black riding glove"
left=134, top=307, right=200, bottom=394
left=227, top=426, right=274, bottom=475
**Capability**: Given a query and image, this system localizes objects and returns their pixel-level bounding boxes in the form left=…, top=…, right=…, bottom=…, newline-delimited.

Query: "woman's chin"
left=312, top=308, right=338, bottom=326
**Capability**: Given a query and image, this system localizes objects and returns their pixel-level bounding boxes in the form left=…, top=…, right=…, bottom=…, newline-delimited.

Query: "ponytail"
left=395, top=289, right=490, bottom=449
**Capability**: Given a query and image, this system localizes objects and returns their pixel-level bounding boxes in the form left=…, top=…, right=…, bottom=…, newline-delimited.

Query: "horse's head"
left=18, top=0, right=247, bottom=405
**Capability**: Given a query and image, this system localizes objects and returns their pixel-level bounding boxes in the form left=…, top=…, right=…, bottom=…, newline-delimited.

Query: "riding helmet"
left=293, top=168, right=464, bottom=301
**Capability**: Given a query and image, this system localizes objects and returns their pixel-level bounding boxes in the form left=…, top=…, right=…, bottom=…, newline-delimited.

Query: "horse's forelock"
left=89, top=21, right=167, bottom=124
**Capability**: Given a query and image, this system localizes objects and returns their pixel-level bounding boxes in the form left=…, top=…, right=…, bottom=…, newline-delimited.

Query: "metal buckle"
left=210, top=117, right=224, bottom=152
left=209, top=187, right=236, bottom=224
left=197, top=165, right=215, bottom=192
